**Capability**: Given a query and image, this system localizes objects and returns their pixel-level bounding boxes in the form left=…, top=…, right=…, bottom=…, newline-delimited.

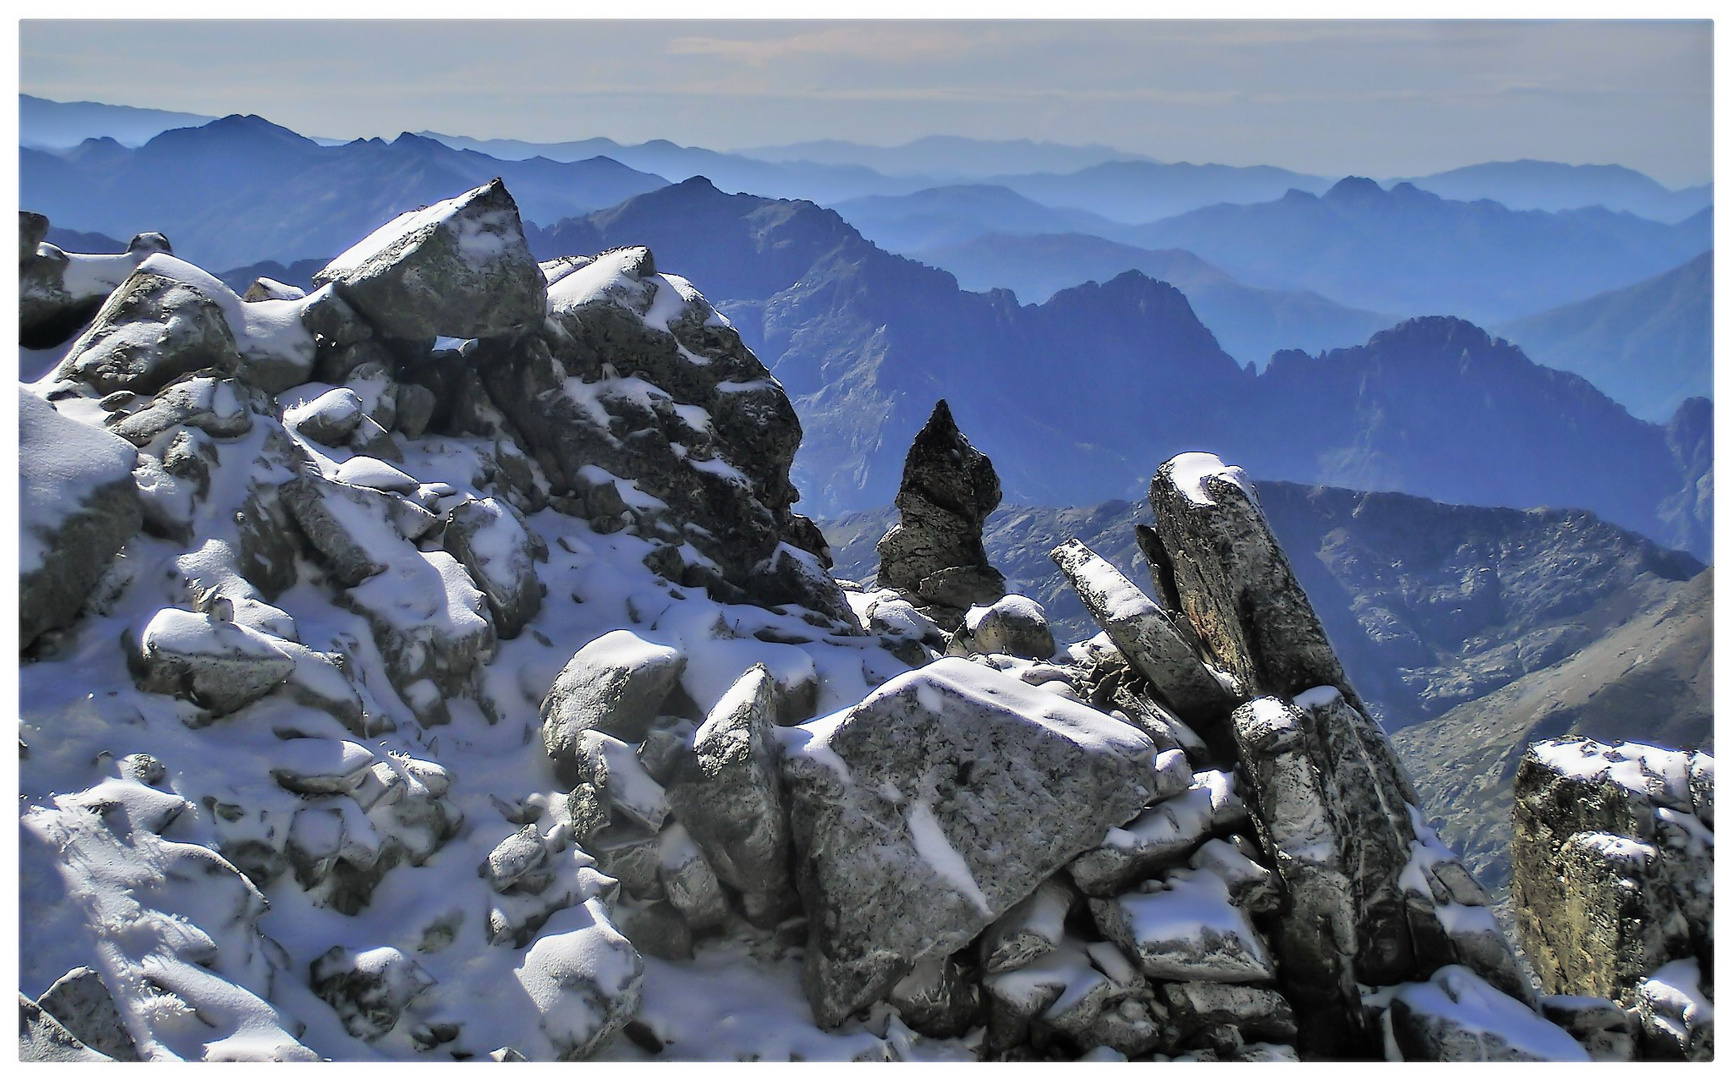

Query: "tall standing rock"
left=1146, top=452, right=1367, bottom=717
left=876, top=399, right=1006, bottom=630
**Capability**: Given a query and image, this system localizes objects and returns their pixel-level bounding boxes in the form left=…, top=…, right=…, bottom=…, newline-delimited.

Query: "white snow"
left=320, top=187, right=477, bottom=277
left=60, top=250, right=145, bottom=301
left=1166, top=451, right=1256, bottom=508
left=136, top=254, right=315, bottom=372
left=964, top=593, right=1047, bottom=634
left=906, top=797, right=993, bottom=916
left=1530, top=737, right=1696, bottom=810
left=332, top=456, right=419, bottom=493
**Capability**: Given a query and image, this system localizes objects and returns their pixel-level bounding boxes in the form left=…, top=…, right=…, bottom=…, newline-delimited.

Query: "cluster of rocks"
left=16, top=181, right=859, bottom=1061
left=1512, top=737, right=1715, bottom=1060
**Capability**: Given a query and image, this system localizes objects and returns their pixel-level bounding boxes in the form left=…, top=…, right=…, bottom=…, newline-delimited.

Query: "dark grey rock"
left=19, top=994, right=113, bottom=1062
left=887, top=952, right=980, bottom=1039
left=1147, top=453, right=1366, bottom=714
left=663, top=666, right=796, bottom=926
left=1538, top=995, right=1638, bottom=1062
left=312, top=179, right=547, bottom=341
left=1160, top=982, right=1297, bottom=1045
left=656, top=824, right=730, bottom=932
left=36, top=967, right=140, bottom=1061
left=876, top=399, right=1005, bottom=630
left=780, top=658, right=1160, bottom=1027
left=284, top=386, right=365, bottom=447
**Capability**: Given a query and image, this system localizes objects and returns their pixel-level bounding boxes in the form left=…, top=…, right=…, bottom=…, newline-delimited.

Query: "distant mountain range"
left=21, top=93, right=218, bottom=148
left=1497, top=252, right=1712, bottom=423
left=1124, top=177, right=1712, bottom=325
left=985, top=160, right=1335, bottom=225
left=535, top=179, right=1710, bottom=558
left=732, top=135, right=1157, bottom=178
left=823, top=485, right=1710, bottom=896
left=1396, top=159, right=1713, bottom=223
left=912, top=232, right=1392, bottom=365
left=831, top=185, right=1126, bottom=252
left=21, top=115, right=668, bottom=269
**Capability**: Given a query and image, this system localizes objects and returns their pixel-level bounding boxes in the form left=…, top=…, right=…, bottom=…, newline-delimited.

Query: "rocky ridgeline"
left=17, top=182, right=1710, bottom=1062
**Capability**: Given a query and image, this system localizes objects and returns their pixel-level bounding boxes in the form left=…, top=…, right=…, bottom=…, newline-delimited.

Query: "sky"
left=16, top=18, right=1716, bottom=186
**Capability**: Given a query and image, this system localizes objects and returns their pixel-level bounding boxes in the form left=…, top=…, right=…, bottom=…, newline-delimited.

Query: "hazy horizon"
left=19, top=19, right=1715, bottom=187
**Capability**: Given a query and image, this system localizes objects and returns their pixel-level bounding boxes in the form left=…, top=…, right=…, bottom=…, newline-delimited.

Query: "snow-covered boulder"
left=541, top=631, right=686, bottom=764
left=1050, top=538, right=1238, bottom=719
left=20, top=220, right=170, bottom=349
left=444, top=496, right=543, bottom=639
left=1088, top=868, right=1275, bottom=983
left=105, top=372, right=260, bottom=446
left=978, top=877, right=1074, bottom=974
left=19, top=390, right=142, bottom=650
left=1067, top=768, right=1245, bottom=897
left=779, top=657, right=1165, bottom=1026
left=951, top=594, right=1056, bottom=660
left=663, top=665, right=796, bottom=924
left=1384, top=966, right=1589, bottom=1061
left=55, top=265, right=243, bottom=394
left=282, top=385, right=365, bottom=446
left=512, top=899, right=644, bottom=1060
left=313, top=178, right=547, bottom=341
left=310, top=946, right=437, bottom=1041
left=130, top=608, right=298, bottom=717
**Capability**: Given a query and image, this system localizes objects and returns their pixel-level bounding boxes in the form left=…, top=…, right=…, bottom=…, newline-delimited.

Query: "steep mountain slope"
left=985, top=160, right=1334, bottom=224
left=824, top=483, right=1703, bottom=732
left=1238, top=318, right=1710, bottom=557
left=536, top=181, right=1709, bottom=558
left=21, top=115, right=668, bottom=269
left=1497, top=252, right=1711, bottom=422
left=831, top=185, right=1125, bottom=252
left=1128, top=177, right=1713, bottom=324
left=914, top=232, right=1391, bottom=364
left=1393, top=568, right=1712, bottom=894
left=1397, top=160, right=1713, bottom=222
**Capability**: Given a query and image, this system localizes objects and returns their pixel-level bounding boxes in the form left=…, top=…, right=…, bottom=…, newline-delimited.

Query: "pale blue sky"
left=18, top=19, right=1714, bottom=185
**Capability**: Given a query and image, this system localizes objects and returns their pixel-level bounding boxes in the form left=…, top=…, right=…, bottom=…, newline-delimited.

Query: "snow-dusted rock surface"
left=313, top=178, right=547, bottom=341
left=779, top=657, right=1164, bottom=1027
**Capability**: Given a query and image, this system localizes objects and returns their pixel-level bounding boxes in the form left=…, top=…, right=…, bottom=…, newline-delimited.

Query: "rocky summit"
left=17, top=181, right=1711, bottom=1062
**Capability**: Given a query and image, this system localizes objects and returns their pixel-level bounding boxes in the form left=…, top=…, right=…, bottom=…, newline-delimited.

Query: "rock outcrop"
left=876, top=399, right=1006, bottom=630
left=1511, top=738, right=1714, bottom=1060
